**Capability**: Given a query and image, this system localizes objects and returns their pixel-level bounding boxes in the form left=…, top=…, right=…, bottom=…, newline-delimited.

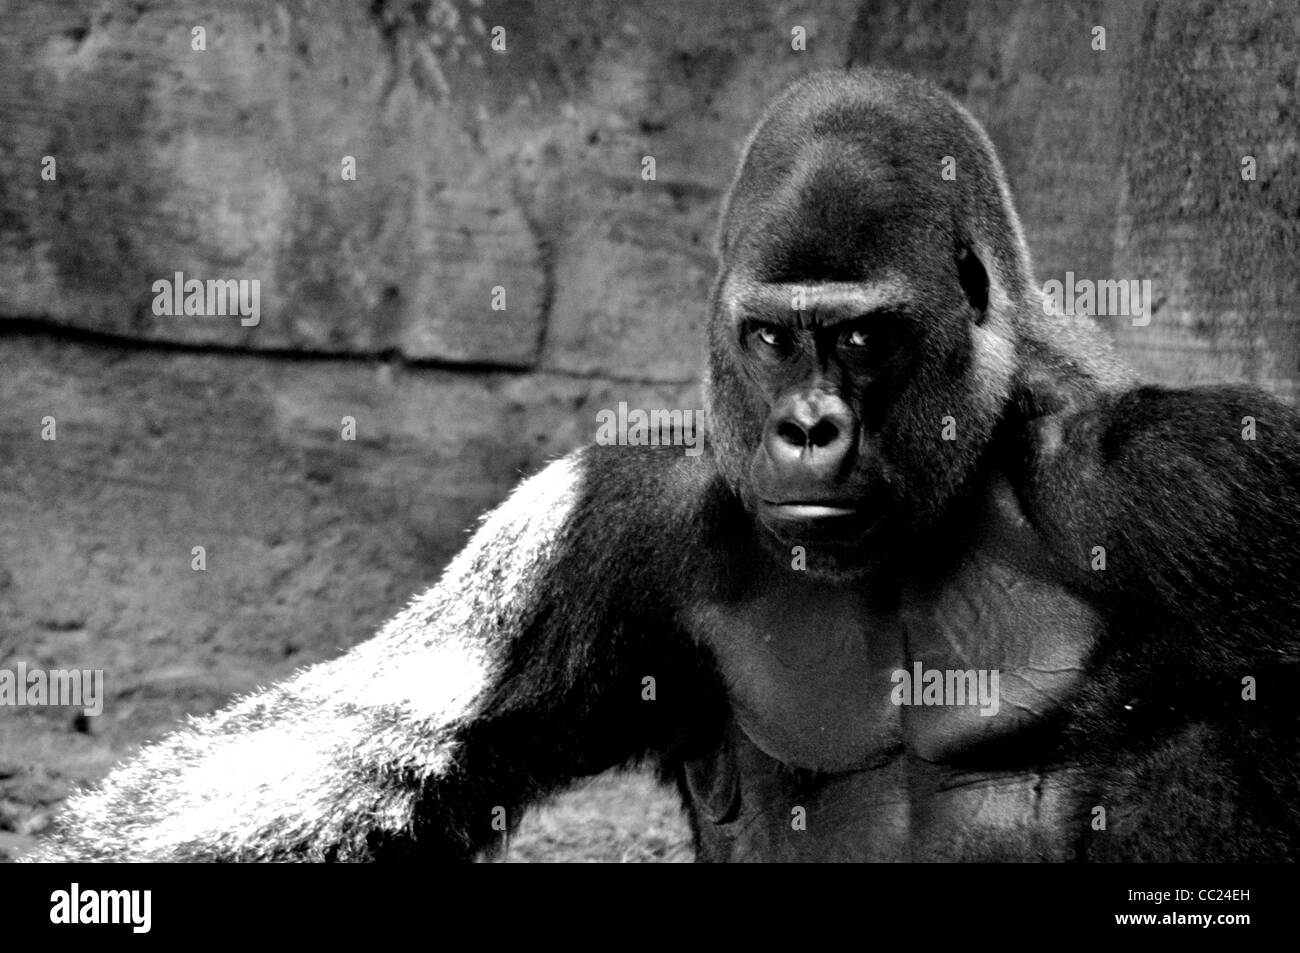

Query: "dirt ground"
left=503, top=772, right=693, bottom=863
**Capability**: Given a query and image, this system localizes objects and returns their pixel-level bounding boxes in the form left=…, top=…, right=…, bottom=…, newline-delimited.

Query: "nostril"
left=776, top=420, right=808, bottom=447
left=807, top=418, right=841, bottom=448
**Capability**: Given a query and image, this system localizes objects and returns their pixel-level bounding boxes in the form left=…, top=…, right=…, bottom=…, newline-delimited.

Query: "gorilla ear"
left=956, top=243, right=990, bottom=322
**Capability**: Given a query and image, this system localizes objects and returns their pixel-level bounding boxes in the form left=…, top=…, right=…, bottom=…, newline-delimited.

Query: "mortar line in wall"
left=0, top=318, right=697, bottom=388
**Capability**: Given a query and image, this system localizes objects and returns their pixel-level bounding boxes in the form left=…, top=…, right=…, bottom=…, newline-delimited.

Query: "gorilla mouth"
left=757, top=500, right=884, bottom=543
left=762, top=502, right=860, bottom=520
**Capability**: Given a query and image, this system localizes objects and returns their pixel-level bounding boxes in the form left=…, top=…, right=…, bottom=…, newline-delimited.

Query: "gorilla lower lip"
left=767, top=503, right=860, bottom=520
left=758, top=502, right=884, bottom=545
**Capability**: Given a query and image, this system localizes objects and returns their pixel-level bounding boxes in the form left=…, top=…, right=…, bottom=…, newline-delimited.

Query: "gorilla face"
left=706, top=71, right=1028, bottom=577
left=715, top=247, right=992, bottom=573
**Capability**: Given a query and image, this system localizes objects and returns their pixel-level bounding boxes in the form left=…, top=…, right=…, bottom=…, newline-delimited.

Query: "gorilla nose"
left=764, top=394, right=855, bottom=479
left=776, top=416, right=842, bottom=450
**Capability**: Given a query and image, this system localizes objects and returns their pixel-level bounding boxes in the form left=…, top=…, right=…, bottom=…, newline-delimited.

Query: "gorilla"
left=28, top=68, right=1300, bottom=862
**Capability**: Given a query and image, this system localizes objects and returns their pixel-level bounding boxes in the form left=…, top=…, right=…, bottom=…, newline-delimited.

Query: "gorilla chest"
left=692, top=587, right=904, bottom=773
left=687, top=557, right=1104, bottom=860
left=691, top=555, right=1102, bottom=774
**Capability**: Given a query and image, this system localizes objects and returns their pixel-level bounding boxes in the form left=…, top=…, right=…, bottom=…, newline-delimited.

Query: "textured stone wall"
left=850, top=0, right=1300, bottom=396
left=1, top=0, right=1296, bottom=856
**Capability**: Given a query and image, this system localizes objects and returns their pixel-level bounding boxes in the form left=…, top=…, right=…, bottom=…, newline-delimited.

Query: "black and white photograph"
left=0, top=0, right=1297, bottom=924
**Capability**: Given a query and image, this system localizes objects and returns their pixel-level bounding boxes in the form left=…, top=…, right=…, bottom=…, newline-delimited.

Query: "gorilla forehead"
left=735, top=137, right=951, bottom=286
left=718, top=69, right=1020, bottom=292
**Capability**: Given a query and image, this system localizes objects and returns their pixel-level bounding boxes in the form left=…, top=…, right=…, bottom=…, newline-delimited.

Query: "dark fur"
left=29, top=69, right=1300, bottom=862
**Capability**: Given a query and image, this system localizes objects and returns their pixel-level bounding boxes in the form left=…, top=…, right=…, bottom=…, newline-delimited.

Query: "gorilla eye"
left=755, top=326, right=788, bottom=349
left=843, top=329, right=870, bottom=348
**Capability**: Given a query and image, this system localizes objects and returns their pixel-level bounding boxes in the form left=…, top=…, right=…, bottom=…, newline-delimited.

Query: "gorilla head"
left=705, top=69, right=1049, bottom=576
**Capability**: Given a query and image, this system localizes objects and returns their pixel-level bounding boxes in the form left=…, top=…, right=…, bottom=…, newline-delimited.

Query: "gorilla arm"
left=1007, top=383, right=1300, bottom=858
left=1014, top=382, right=1300, bottom=663
left=29, top=447, right=713, bottom=862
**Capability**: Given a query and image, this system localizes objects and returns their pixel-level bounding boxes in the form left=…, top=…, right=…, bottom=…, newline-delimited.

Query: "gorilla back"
left=30, top=69, right=1300, bottom=862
